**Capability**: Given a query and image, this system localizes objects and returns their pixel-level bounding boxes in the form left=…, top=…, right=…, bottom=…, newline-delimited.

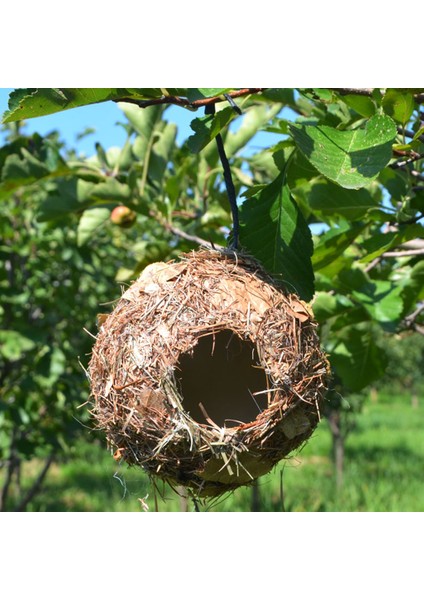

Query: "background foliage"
left=1, top=88, right=423, bottom=511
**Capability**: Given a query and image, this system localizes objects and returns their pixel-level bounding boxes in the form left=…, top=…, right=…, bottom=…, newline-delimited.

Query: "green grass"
left=17, top=393, right=424, bottom=511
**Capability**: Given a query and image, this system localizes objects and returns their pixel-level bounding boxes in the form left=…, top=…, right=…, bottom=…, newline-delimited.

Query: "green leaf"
left=342, top=94, right=376, bottom=118
left=37, top=179, right=89, bottom=221
left=308, top=181, right=379, bottom=220
left=87, top=178, right=132, bottom=203
left=77, top=207, right=111, bottom=246
left=225, top=103, right=282, bottom=157
left=352, top=280, right=404, bottom=329
left=149, top=122, right=177, bottom=184
left=118, top=103, right=163, bottom=142
left=2, top=88, right=163, bottom=123
left=0, top=147, right=70, bottom=200
left=382, top=89, right=415, bottom=124
left=239, top=172, right=315, bottom=301
left=312, top=223, right=366, bottom=270
left=359, top=224, right=424, bottom=263
left=186, top=89, right=231, bottom=102
left=0, top=330, right=36, bottom=361
left=328, top=324, right=388, bottom=391
left=289, top=114, right=397, bottom=189
left=187, top=107, right=235, bottom=153
left=312, top=292, right=355, bottom=324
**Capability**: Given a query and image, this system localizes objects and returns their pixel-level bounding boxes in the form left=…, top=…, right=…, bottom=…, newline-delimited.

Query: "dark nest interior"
left=88, top=249, right=330, bottom=498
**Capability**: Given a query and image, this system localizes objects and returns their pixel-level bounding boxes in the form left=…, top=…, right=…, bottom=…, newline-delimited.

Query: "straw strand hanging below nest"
left=88, top=248, right=330, bottom=498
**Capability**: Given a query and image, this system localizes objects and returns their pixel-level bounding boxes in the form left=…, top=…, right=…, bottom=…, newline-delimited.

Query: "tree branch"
left=0, top=427, right=18, bottom=512
left=330, top=88, right=375, bottom=97
left=115, top=88, right=266, bottom=110
left=390, top=152, right=424, bottom=169
left=382, top=248, right=424, bottom=257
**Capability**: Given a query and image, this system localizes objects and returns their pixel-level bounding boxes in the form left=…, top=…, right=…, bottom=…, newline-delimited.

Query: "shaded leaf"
left=382, top=89, right=415, bottom=124
left=312, top=223, right=366, bottom=270
left=77, top=207, right=111, bottom=246
left=0, top=330, right=36, bottom=361
left=239, top=172, right=314, bottom=300
left=312, top=292, right=355, bottom=324
left=328, top=324, right=388, bottom=391
left=359, top=224, right=424, bottom=263
left=308, top=181, right=379, bottom=220
left=352, top=280, right=404, bottom=329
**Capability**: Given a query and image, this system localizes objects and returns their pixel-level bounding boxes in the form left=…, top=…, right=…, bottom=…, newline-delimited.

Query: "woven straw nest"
left=88, top=249, right=330, bottom=498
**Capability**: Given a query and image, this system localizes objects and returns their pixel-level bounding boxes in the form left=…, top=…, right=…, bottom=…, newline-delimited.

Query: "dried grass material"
left=88, top=249, right=330, bottom=498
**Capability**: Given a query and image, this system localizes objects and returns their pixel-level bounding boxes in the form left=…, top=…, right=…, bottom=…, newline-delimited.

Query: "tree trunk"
left=177, top=486, right=189, bottom=511
left=251, top=479, right=261, bottom=511
left=0, top=427, right=19, bottom=512
left=327, top=411, right=345, bottom=490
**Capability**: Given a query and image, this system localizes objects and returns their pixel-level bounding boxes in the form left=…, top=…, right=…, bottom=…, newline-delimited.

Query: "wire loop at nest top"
left=89, top=249, right=329, bottom=497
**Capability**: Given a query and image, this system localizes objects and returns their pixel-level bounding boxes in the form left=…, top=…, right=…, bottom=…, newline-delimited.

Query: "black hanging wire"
left=205, top=98, right=240, bottom=250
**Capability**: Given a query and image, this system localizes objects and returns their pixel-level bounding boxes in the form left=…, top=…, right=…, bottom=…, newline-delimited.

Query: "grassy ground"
left=14, top=392, right=424, bottom=511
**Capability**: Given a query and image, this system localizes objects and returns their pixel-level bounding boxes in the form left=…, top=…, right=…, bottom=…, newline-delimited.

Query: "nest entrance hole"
left=177, top=329, right=269, bottom=428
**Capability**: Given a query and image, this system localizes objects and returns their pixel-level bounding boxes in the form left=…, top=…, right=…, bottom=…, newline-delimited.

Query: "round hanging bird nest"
left=88, top=249, right=330, bottom=498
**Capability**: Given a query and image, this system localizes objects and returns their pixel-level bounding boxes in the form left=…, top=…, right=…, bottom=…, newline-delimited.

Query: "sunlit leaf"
left=2, top=88, right=163, bottom=123
left=290, top=114, right=397, bottom=189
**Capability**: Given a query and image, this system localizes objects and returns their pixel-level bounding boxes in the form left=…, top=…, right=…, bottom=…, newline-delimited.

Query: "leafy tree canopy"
left=1, top=87, right=424, bottom=508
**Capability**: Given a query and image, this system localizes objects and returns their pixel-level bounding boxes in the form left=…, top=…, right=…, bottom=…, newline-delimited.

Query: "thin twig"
left=164, top=222, right=223, bottom=249
left=382, top=248, right=424, bottom=257
left=391, top=153, right=424, bottom=169
left=404, top=302, right=424, bottom=328
left=115, top=88, right=265, bottom=110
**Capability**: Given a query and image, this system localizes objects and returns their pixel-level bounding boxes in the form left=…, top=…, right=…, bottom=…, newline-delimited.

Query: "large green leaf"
left=352, top=280, right=404, bottom=329
left=289, top=114, right=397, bottom=189
left=118, top=103, right=164, bottom=143
left=239, top=172, right=314, bottom=301
left=335, top=266, right=405, bottom=329
left=312, top=291, right=355, bottom=324
left=0, top=146, right=70, bottom=199
left=382, top=89, right=415, bottom=124
left=2, top=88, right=163, bottom=123
left=0, top=330, right=36, bottom=361
left=308, top=181, right=379, bottom=220
left=77, top=207, right=111, bottom=246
